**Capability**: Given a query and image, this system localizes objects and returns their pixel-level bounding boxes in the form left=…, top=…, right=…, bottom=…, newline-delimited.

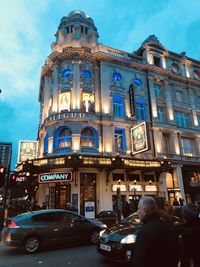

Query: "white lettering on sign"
left=45, top=112, right=86, bottom=124
left=38, top=172, right=72, bottom=183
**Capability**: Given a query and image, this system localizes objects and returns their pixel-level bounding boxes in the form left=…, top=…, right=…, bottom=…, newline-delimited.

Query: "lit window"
left=58, top=128, right=72, bottom=148
left=54, top=127, right=72, bottom=150
left=82, top=70, right=92, bottom=79
left=80, top=128, right=95, bottom=148
left=133, top=79, right=143, bottom=87
left=62, top=69, right=71, bottom=78
left=44, top=133, right=49, bottom=153
left=181, top=138, right=194, bottom=157
left=113, top=72, right=122, bottom=82
left=114, top=128, right=126, bottom=151
left=136, top=100, right=146, bottom=120
left=59, top=92, right=70, bottom=111
left=175, top=112, right=189, bottom=128
left=113, top=95, right=125, bottom=117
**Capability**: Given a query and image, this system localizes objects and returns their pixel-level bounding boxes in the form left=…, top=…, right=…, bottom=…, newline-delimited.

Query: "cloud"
left=122, top=0, right=200, bottom=58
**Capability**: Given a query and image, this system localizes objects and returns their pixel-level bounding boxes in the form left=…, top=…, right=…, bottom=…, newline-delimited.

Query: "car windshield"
left=122, top=213, right=140, bottom=224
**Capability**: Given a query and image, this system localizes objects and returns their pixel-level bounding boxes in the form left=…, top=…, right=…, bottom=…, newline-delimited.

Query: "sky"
left=1, top=0, right=200, bottom=169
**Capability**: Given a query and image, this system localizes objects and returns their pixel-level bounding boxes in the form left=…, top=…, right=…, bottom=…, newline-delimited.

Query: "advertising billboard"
left=18, top=140, right=38, bottom=162
left=131, top=122, right=148, bottom=155
left=38, top=172, right=73, bottom=184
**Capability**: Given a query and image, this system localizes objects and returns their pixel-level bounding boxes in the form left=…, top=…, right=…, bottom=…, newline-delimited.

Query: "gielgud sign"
left=38, top=172, right=72, bottom=183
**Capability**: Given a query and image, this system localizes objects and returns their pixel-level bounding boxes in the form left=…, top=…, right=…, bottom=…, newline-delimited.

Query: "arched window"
left=44, top=133, right=49, bottom=153
left=54, top=127, right=72, bottom=149
left=80, top=127, right=98, bottom=149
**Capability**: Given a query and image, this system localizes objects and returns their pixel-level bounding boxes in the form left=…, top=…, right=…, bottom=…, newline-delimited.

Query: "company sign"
left=38, top=172, right=72, bottom=184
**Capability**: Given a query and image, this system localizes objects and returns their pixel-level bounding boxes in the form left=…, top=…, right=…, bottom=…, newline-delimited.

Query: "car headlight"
left=100, top=224, right=107, bottom=229
left=120, top=234, right=137, bottom=244
left=99, top=229, right=106, bottom=237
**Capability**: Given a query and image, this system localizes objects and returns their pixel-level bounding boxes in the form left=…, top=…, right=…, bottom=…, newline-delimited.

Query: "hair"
left=139, top=196, right=158, bottom=214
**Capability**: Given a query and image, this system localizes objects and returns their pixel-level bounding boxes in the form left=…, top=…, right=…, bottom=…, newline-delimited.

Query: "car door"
left=31, top=212, right=65, bottom=244
left=60, top=212, right=94, bottom=242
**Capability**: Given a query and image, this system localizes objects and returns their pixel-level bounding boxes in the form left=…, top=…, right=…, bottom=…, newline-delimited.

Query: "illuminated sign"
left=129, top=184, right=143, bottom=192
left=145, top=185, right=157, bottom=192
left=38, top=172, right=72, bottom=183
left=18, top=140, right=38, bottom=163
left=129, top=84, right=135, bottom=117
left=131, top=122, right=149, bottom=155
left=112, top=184, right=127, bottom=192
left=45, top=112, right=86, bottom=124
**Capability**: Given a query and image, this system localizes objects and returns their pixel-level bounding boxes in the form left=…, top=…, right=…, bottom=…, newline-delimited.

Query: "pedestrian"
left=132, top=196, right=179, bottom=267
left=122, top=200, right=130, bottom=218
left=155, top=196, right=173, bottom=224
left=173, top=197, right=180, bottom=206
left=180, top=203, right=200, bottom=267
left=41, top=202, right=47, bottom=209
left=32, top=201, right=41, bottom=211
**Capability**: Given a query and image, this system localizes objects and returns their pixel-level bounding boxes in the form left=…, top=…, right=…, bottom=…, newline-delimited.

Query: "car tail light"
left=8, top=220, right=19, bottom=228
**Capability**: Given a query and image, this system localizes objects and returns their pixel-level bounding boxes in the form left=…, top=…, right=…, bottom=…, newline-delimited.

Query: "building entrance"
left=55, top=184, right=71, bottom=209
left=80, top=173, right=96, bottom=216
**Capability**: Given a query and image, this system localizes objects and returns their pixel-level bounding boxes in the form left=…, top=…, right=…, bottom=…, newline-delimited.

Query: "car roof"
left=12, top=209, right=77, bottom=220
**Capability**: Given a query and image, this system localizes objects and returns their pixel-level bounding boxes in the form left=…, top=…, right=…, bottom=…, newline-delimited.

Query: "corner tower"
left=52, top=10, right=99, bottom=52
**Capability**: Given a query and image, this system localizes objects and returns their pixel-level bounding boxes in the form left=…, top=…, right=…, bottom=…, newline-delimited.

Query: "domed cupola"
left=52, top=10, right=99, bottom=50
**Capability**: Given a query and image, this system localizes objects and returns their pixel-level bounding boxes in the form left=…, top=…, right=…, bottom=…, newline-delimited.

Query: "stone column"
left=72, top=60, right=81, bottom=110
left=94, top=63, right=100, bottom=113
left=164, top=81, right=174, bottom=122
left=174, top=165, right=186, bottom=201
left=148, top=78, right=157, bottom=118
left=52, top=63, right=59, bottom=113
left=42, top=76, right=50, bottom=123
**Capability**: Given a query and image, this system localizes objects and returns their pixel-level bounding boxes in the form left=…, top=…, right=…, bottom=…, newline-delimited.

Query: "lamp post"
left=116, top=179, right=122, bottom=223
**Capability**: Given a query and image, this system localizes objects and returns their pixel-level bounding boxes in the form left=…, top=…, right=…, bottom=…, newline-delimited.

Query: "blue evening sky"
left=0, top=0, right=200, bottom=169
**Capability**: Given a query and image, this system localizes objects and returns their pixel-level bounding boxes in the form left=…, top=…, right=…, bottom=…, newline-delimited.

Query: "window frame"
left=114, top=127, right=126, bottom=151
left=112, top=95, right=125, bottom=118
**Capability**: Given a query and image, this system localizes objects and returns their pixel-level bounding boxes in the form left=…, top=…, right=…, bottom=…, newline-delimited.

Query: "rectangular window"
left=175, top=112, right=189, bottom=128
left=154, top=85, right=161, bottom=97
left=136, top=100, right=146, bottom=120
left=154, top=56, right=161, bottom=67
left=113, top=95, right=125, bottom=117
left=114, top=128, right=126, bottom=151
left=175, top=90, right=183, bottom=102
left=181, top=138, right=194, bottom=157
left=198, top=116, right=200, bottom=126
left=162, top=134, right=170, bottom=154
left=157, top=107, right=164, bottom=122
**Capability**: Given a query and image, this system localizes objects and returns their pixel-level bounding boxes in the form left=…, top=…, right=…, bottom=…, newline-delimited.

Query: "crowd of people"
left=132, top=196, right=200, bottom=267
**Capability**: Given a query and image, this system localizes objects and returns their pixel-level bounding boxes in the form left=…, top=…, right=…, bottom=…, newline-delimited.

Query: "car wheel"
left=24, top=236, right=40, bottom=253
left=90, top=231, right=99, bottom=244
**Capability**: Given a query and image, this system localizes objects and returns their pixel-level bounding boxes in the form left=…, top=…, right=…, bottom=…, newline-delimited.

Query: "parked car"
left=97, top=213, right=184, bottom=263
left=96, top=210, right=116, bottom=227
left=1, top=209, right=107, bottom=253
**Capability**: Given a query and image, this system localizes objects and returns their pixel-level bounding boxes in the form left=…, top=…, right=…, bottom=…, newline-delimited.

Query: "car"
left=97, top=213, right=185, bottom=263
left=96, top=210, right=116, bottom=227
left=1, top=209, right=107, bottom=253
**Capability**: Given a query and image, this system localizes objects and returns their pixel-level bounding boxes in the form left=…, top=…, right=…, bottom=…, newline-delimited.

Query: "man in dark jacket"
left=180, top=203, right=200, bottom=267
left=132, top=196, right=179, bottom=267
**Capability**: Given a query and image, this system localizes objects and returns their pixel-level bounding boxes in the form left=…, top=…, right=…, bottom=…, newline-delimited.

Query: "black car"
left=1, top=209, right=107, bottom=253
left=97, top=213, right=184, bottom=263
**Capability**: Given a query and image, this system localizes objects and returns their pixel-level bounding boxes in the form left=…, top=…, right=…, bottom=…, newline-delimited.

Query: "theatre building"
left=16, top=10, right=200, bottom=216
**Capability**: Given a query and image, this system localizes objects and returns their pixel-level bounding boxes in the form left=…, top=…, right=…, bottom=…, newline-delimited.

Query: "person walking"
left=180, top=203, right=200, bottom=267
left=132, top=196, right=179, bottom=267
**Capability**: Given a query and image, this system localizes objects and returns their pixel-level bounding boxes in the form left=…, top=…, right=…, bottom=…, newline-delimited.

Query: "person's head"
left=137, top=196, right=158, bottom=222
left=182, top=203, right=200, bottom=224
